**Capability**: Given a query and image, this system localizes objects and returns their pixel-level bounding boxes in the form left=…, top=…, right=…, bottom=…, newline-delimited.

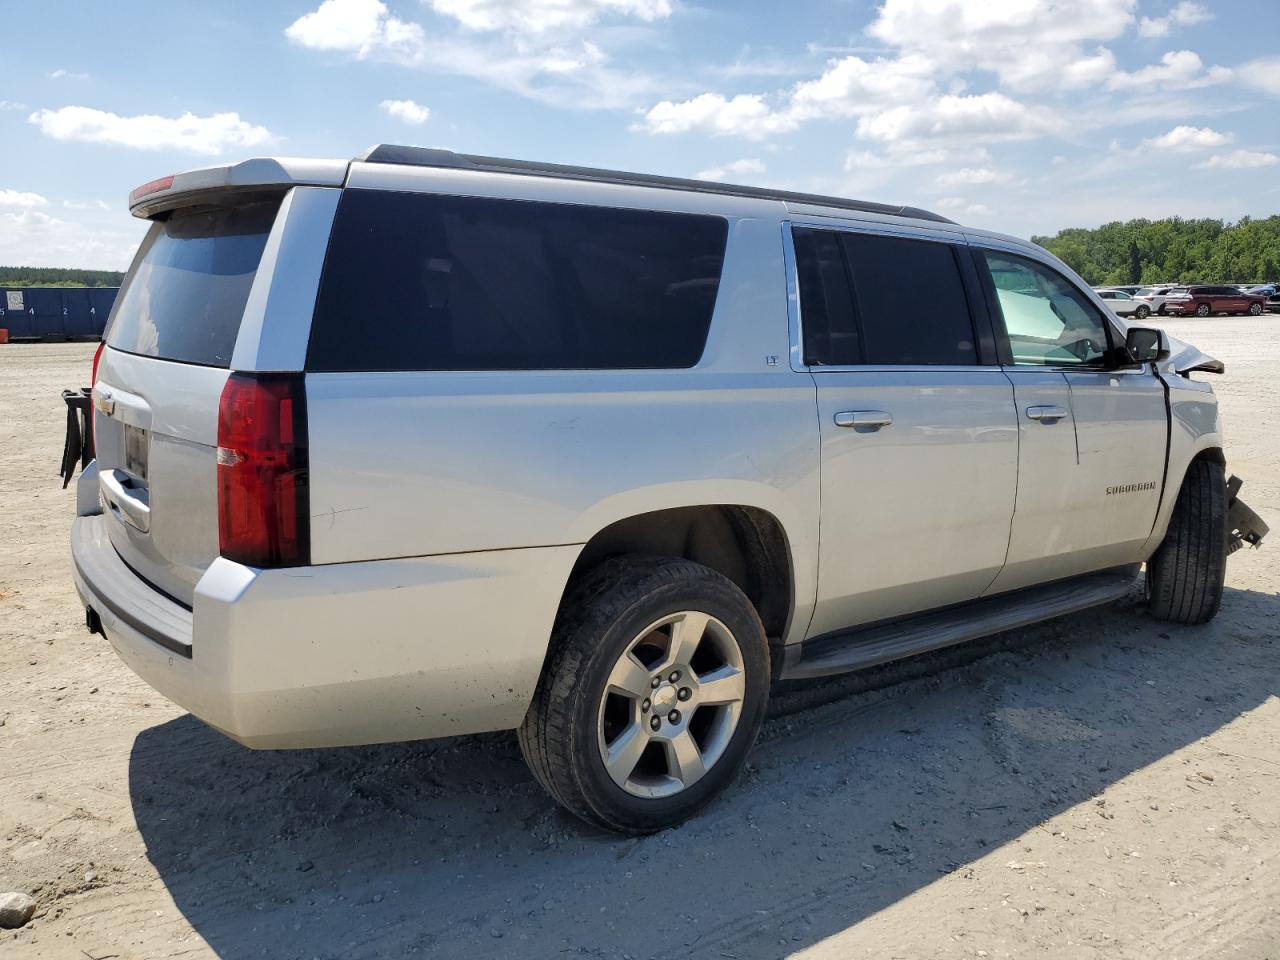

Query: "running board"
left=781, top=565, right=1141, bottom=681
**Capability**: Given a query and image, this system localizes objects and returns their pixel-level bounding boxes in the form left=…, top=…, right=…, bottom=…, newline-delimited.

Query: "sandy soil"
left=1, top=319, right=1277, bottom=960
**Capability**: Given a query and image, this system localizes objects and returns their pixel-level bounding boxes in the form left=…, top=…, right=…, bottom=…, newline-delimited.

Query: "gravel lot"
left=2, top=318, right=1278, bottom=960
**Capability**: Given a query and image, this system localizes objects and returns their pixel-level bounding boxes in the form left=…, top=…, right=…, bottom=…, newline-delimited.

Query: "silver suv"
left=70, top=146, right=1267, bottom=833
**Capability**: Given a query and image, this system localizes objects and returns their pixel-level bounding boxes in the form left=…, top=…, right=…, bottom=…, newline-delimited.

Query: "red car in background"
left=1164, top=285, right=1267, bottom=317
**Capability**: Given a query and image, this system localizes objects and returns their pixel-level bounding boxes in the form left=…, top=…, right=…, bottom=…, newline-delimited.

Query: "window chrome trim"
left=780, top=221, right=807, bottom=373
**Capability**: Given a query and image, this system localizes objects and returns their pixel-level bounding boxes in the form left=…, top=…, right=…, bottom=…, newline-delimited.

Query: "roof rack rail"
left=354, top=144, right=955, bottom=225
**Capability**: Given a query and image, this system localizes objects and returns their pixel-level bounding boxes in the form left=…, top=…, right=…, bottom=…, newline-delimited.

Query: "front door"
left=792, top=226, right=1018, bottom=638
left=975, top=247, right=1168, bottom=594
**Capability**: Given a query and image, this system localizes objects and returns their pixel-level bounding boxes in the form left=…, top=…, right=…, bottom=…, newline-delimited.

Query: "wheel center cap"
left=652, top=684, right=678, bottom=711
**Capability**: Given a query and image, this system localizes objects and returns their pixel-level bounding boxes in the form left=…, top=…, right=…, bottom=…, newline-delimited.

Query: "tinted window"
left=795, top=228, right=977, bottom=366
left=107, top=198, right=281, bottom=367
left=981, top=251, right=1111, bottom=367
left=841, top=232, right=977, bottom=365
left=307, top=190, right=728, bottom=371
left=794, top=227, right=859, bottom=365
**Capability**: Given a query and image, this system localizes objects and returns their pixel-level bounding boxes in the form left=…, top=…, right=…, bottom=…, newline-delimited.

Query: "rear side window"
left=795, top=227, right=977, bottom=366
left=307, top=190, right=729, bottom=371
left=107, top=198, right=281, bottom=367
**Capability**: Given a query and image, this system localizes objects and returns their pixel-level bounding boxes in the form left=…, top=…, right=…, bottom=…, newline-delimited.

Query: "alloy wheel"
left=596, top=611, right=745, bottom=798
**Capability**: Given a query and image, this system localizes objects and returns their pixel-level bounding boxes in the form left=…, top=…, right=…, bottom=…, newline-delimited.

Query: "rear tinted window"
left=795, top=227, right=977, bottom=366
left=307, top=190, right=729, bottom=371
left=106, top=198, right=281, bottom=367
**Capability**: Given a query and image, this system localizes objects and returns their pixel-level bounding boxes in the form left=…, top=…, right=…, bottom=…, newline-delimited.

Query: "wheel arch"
left=564, top=503, right=798, bottom=678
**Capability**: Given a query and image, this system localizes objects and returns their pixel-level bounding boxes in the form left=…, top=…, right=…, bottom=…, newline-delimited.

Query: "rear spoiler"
left=128, top=157, right=348, bottom=219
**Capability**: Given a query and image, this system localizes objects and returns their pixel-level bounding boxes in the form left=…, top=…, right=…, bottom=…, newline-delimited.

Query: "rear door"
left=796, top=225, right=1018, bottom=636
left=975, top=247, right=1167, bottom=593
left=94, top=195, right=285, bottom=605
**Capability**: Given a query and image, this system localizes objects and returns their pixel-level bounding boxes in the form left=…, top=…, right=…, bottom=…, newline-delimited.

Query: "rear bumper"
left=72, top=513, right=579, bottom=748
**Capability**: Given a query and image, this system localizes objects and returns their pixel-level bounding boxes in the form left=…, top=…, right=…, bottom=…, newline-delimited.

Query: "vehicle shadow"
left=128, top=585, right=1280, bottom=959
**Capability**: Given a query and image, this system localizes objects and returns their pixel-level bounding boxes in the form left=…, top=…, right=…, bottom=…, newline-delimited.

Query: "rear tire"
left=519, top=557, right=770, bottom=834
left=1136, top=305, right=1151, bottom=319
left=1146, top=458, right=1228, bottom=625
left=1195, top=303, right=1211, bottom=317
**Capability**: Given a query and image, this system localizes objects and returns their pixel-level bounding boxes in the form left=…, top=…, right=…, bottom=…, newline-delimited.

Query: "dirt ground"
left=2, top=319, right=1277, bottom=960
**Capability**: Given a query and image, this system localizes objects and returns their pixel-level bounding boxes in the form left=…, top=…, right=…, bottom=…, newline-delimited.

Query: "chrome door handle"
left=1025, top=405, right=1068, bottom=422
left=834, top=410, right=893, bottom=429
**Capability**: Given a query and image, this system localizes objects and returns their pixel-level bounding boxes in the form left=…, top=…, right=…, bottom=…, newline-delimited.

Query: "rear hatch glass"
left=96, top=193, right=284, bottom=606
left=107, top=197, right=281, bottom=367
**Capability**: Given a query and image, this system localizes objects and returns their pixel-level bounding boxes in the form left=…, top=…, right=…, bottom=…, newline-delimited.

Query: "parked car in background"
left=1244, top=284, right=1276, bottom=297
left=1095, top=285, right=1145, bottom=297
left=1163, top=285, right=1267, bottom=317
left=1097, top=288, right=1151, bottom=318
left=1268, top=290, right=1280, bottom=314
left=1134, top=286, right=1184, bottom=315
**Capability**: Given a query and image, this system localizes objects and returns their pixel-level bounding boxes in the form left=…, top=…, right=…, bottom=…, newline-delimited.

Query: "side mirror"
left=1124, top=326, right=1170, bottom=364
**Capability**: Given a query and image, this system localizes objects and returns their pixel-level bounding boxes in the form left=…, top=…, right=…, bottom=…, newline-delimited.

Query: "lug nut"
left=651, top=677, right=662, bottom=689
left=669, top=670, right=681, bottom=683
left=668, top=710, right=681, bottom=724
left=650, top=716, right=661, bottom=731
left=678, top=687, right=691, bottom=701
left=641, top=698, right=651, bottom=712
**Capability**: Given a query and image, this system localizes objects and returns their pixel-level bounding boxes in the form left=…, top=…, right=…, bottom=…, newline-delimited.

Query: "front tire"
left=519, top=557, right=770, bottom=834
left=1249, top=302, right=1263, bottom=316
left=1146, top=458, right=1227, bottom=625
left=1135, top=305, right=1151, bottom=319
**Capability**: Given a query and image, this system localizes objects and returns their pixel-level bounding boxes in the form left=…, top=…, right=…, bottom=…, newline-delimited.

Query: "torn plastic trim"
left=1226, top=475, right=1268, bottom=553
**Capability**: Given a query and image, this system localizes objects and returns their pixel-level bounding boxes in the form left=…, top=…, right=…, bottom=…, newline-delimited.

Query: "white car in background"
left=1135, top=286, right=1185, bottom=315
left=1096, top=288, right=1151, bottom=319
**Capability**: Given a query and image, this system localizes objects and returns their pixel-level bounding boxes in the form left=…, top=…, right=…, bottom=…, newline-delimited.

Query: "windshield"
left=106, top=197, right=282, bottom=367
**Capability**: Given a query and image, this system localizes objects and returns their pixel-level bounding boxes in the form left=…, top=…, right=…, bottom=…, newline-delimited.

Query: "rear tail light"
left=216, top=373, right=309, bottom=568
left=91, top=340, right=105, bottom=387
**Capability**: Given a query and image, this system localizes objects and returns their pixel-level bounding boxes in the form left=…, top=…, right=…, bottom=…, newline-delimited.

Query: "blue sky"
left=2, top=0, right=1278, bottom=270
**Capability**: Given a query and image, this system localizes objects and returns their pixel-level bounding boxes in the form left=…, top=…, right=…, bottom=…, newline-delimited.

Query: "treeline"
left=1033, top=216, right=1280, bottom=286
left=0, top=266, right=124, bottom=288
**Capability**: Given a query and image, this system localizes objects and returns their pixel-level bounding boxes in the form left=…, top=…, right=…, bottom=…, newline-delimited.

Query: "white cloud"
left=380, top=98, right=430, bottom=124
left=787, top=54, right=935, bottom=121
left=1108, top=50, right=1231, bottom=91
left=1239, top=57, right=1280, bottom=97
left=1196, top=150, right=1280, bottom=170
left=637, top=53, right=940, bottom=138
left=62, top=199, right=111, bottom=211
left=48, top=68, right=90, bottom=80
left=0, top=100, right=26, bottom=111
left=285, top=0, right=425, bottom=59
left=1143, top=125, right=1232, bottom=150
left=865, top=0, right=1135, bottom=92
left=288, top=0, right=660, bottom=109
left=935, top=167, right=1014, bottom=187
left=28, top=106, right=272, bottom=155
left=696, top=158, right=766, bottom=181
left=857, top=93, right=1066, bottom=144
left=638, top=93, right=797, bottom=139
left=0, top=209, right=147, bottom=271
left=0, top=189, right=49, bottom=208
left=428, top=0, right=671, bottom=34
left=1138, top=1, right=1212, bottom=37
left=937, top=196, right=992, bottom=216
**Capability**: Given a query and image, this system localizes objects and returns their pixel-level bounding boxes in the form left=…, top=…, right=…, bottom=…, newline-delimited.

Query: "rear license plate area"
left=123, top=423, right=149, bottom=481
